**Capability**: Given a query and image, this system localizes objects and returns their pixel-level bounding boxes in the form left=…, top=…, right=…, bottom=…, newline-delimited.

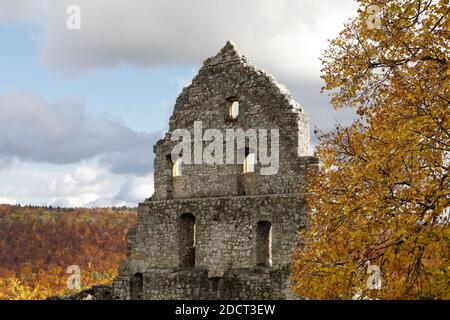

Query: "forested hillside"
left=0, top=205, right=136, bottom=299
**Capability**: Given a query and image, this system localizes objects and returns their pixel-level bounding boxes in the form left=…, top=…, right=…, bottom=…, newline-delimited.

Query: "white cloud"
left=116, top=175, right=154, bottom=202
left=47, top=164, right=107, bottom=198
left=51, top=193, right=98, bottom=208
left=73, top=165, right=98, bottom=183
left=0, top=89, right=157, bottom=174
left=0, top=0, right=359, bottom=132
left=0, top=196, right=17, bottom=205
left=0, top=0, right=48, bottom=25
left=0, top=161, right=154, bottom=207
left=0, top=0, right=357, bottom=82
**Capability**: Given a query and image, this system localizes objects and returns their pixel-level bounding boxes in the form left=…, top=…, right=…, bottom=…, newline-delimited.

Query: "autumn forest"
left=0, top=205, right=136, bottom=299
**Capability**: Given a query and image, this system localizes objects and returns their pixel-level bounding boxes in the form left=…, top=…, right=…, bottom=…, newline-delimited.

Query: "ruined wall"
left=112, top=41, right=317, bottom=300
left=122, top=193, right=307, bottom=274
left=113, top=268, right=294, bottom=300
left=153, top=42, right=310, bottom=201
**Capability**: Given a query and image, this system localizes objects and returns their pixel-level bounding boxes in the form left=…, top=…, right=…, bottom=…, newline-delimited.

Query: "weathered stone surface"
left=47, top=285, right=112, bottom=300
left=112, top=41, right=318, bottom=300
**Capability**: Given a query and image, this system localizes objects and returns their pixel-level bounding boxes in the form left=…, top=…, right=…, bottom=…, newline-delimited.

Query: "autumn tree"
left=291, top=0, right=449, bottom=299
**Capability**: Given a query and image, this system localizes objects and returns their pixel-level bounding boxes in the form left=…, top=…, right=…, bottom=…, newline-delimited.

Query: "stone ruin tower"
left=112, top=41, right=317, bottom=299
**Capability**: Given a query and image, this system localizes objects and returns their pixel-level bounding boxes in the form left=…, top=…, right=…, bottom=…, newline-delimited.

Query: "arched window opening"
left=179, top=213, right=196, bottom=268
left=243, top=152, right=255, bottom=173
left=256, top=221, right=272, bottom=267
left=165, top=154, right=174, bottom=195
left=229, top=100, right=239, bottom=120
left=130, top=272, right=143, bottom=300
left=173, top=158, right=183, bottom=177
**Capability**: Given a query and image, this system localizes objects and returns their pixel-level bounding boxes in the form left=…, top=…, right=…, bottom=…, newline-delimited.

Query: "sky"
left=0, top=0, right=358, bottom=207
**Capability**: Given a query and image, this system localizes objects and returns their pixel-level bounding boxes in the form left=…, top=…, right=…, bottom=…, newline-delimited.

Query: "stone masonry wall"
left=125, top=193, right=307, bottom=273
left=153, top=41, right=310, bottom=201
left=113, top=268, right=293, bottom=300
left=112, top=192, right=311, bottom=300
left=112, top=41, right=317, bottom=300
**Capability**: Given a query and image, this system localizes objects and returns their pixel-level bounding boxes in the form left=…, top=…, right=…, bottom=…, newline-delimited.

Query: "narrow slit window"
left=179, top=213, right=196, bottom=268
left=130, top=272, right=143, bottom=300
left=256, top=221, right=272, bottom=267
left=229, top=101, right=239, bottom=120
left=243, top=152, right=255, bottom=173
left=173, top=158, right=183, bottom=177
